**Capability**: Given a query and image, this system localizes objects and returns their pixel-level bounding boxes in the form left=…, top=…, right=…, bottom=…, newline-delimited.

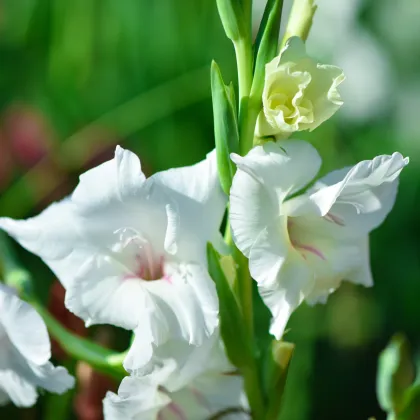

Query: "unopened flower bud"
left=256, top=37, right=345, bottom=140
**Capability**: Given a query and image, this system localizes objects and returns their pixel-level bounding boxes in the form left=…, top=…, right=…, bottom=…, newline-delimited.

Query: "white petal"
left=103, top=375, right=170, bottom=420
left=230, top=140, right=321, bottom=257
left=164, top=203, right=179, bottom=255
left=248, top=218, right=312, bottom=339
left=0, top=371, right=37, bottom=407
left=67, top=260, right=219, bottom=371
left=72, top=145, right=146, bottom=208
left=123, top=328, right=156, bottom=377
left=64, top=255, right=147, bottom=330
left=110, top=339, right=245, bottom=420
left=287, top=153, right=408, bottom=230
left=0, top=285, right=50, bottom=365
left=302, top=63, right=345, bottom=131
left=151, top=150, right=227, bottom=263
left=125, top=331, right=230, bottom=393
left=0, top=286, right=75, bottom=403
left=287, top=215, right=371, bottom=305
left=190, top=372, right=248, bottom=418
left=142, top=263, right=219, bottom=347
left=17, top=361, right=75, bottom=395
left=0, top=200, right=82, bottom=289
left=344, top=236, right=373, bottom=288
left=163, top=371, right=248, bottom=420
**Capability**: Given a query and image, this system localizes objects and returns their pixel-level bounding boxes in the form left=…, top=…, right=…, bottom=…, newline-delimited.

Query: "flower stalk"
left=234, top=38, right=253, bottom=108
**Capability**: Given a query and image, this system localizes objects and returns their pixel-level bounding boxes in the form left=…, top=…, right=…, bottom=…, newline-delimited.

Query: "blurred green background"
left=0, top=0, right=419, bottom=419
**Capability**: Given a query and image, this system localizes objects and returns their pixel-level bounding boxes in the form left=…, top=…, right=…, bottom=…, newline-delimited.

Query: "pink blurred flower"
left=3, top=104, right=53, bottom=168
left=0, top=131, right=14, bottom=191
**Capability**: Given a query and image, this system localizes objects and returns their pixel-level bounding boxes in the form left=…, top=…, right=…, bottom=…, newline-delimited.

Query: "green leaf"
left=251, top=0, right=284, bottom=99
left=227, top=81, right=238, bottom=119
left=211, top=61, right=240, bottom=194
left=253, top=0, right=279, bottom=65
left=216, top=0, right=244, bottom=41
left=377, top=334, right=415, bottom=415
left=207, top=242, right=266, bottom=418
left=264, top=340, right=295, bottom=419
left=207, top=242, right=250, bottom=368
left=400, top=383, right=420, bottom=420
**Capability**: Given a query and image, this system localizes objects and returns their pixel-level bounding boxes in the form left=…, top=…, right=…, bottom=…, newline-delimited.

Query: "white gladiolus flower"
left=230, top=140, right=408, bottom=339
left=103, top=334, right=248, bottom=420
left=0, top=284, right=74, bottom=407
left=0, top=147, right=226, bottom=369
left=256, top=36, right=345, bottom=139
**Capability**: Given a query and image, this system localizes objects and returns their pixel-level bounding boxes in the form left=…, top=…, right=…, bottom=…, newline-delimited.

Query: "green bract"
left=211, top=61, right=239, bottom=194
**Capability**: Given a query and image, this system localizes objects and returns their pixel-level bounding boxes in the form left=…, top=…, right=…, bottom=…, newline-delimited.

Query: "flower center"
left=114, top=228, right=166, bottom=282
left=133, top=242, right=164, bottom=281
left=269, top=93, right=294, bottom=117
left=287, top=218, right=326, bottom=261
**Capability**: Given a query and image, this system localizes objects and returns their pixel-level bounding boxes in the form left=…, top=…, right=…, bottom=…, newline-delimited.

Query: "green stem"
left=231, top=15, right=254, bottom=338
left=223, top=216, right=253, bottom=344
left=234, top=38, right=253, bottom=106
left=222, top=160, right=254, bottom=343
left=226, top=221, right=263, bottom=418
left=230, top=17, right=268, bottom=420
left=241, top=0, right=252, bottom=31
left=242, top=363, right=266, bottom=419
left=239, top=97, right=260, bottom=155
left=234, top=246, right=253, bottom=340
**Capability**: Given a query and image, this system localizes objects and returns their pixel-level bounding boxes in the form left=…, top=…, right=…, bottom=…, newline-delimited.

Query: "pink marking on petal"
left=163, top=274, right=172, bottom=284
left=167, top=402, right=187, bottom=420
left=122, top=273, right=137, bottom=281
left=324, top=212, right=345, bottom=226
left=191, top=388, right=211, bottom=411
left=295, top=243, right=326, bottom=260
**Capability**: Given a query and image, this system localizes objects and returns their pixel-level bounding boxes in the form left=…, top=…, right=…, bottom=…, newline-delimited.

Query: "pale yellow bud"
left=256, top=36, right=345, bottom=139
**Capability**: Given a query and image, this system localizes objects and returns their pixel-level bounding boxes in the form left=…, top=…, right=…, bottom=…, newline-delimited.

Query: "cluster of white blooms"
left=0, top=147, right=249, bottom=418
left=0, top=35, right=408, bottom=419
